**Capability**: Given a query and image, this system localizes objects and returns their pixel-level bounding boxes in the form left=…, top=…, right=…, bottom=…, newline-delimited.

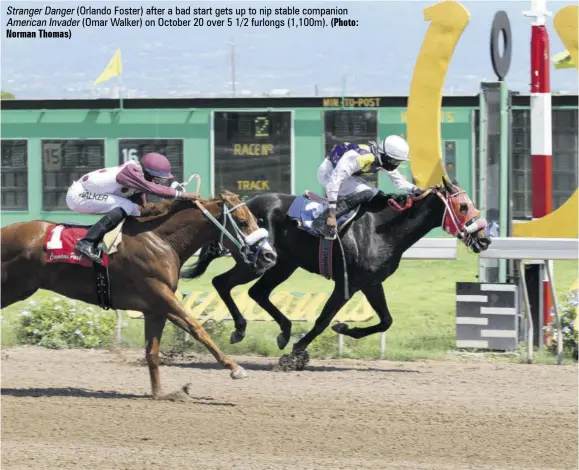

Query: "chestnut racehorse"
left=1, top=190, right=277, bottom=398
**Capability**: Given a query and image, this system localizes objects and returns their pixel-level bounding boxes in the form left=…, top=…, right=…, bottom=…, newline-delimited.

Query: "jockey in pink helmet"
left=66, top=152, right=199, bottom=263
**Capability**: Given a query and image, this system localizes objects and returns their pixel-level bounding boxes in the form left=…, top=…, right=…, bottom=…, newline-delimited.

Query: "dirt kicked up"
left=1, top=347, right=577, bottom=470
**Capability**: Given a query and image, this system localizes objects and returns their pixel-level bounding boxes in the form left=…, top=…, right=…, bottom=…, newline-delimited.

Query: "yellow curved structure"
left=407, top=1, right=471, bottom=188
left=513, top=5, right=578, bottom=238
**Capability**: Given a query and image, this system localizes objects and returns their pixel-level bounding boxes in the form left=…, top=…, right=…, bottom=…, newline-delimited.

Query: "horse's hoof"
left=230, top=329, right=246, bottom=344
left=294, top=350, right=310, bottom=371
left=277, top=350, right=310, bottom=372
left=332, top=323, right=349, bottom=334
left=230, top=366, right=248, bottom=380
left=277, top=332, right=290, bottom=350
left=277, top=354, right=296, bottom=372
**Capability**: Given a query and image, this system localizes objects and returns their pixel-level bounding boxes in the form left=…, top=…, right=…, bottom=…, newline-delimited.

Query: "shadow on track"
left=1, top=387, right=236, bottom=406
left=159, top=358, right=422, bottom=374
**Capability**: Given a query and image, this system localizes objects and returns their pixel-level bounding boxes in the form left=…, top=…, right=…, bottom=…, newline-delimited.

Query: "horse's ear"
left=441, top=176, right=454, bottom=193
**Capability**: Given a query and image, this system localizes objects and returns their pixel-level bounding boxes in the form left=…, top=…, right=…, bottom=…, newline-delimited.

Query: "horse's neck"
left=152, top=205, right=217, bottom=266
left=381, top=194, right=445, bottom=253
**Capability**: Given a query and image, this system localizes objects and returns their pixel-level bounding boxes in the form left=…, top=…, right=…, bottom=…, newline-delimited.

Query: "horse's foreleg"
left=160, top=285, right=247, bottom=380
left=248, top=261, right=297, bottom=350
left=143, top=312, right=168, bottom=399
left=278, top=287, right=349, bottom=371
left=212, top=264, right=260, bottom=345
left=332, top=283, right=393, bottom=339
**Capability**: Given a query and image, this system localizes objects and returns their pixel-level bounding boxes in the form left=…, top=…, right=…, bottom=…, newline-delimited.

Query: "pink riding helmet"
left=141, top=152, right=173, bottom=178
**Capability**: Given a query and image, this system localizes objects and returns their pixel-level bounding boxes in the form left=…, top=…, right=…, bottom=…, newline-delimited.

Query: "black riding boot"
left=75, top=207, right=127, bottom=263
left=314, top=190, right=376, bottom=239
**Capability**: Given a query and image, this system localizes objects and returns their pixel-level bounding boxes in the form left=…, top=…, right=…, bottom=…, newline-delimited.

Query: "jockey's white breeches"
left=317, top=159, right=380, bottom=199
left=66, top=181, right=141, bottom=216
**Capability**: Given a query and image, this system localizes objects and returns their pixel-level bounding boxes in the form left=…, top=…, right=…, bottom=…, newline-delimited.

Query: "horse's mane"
left=138, top=197, right=215, bottom=219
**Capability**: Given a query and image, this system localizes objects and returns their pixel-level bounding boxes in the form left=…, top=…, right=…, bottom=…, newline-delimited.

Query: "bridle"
left=173, top=174, right=270, bottom=267
left=194, top=197, right=270, bottom=267
left=388, top=186, right=488, bottom=242
left=436, top=189, right=487, bottom=240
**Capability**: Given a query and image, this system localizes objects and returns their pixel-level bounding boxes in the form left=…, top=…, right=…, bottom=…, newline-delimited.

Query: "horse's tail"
left=180, top=242, right=226, bottom=279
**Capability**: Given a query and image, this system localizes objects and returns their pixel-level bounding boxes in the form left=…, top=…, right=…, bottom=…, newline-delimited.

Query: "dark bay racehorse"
left=181, top=178, right=490, bottom=370
left=1, top=190, right=277, bottom=397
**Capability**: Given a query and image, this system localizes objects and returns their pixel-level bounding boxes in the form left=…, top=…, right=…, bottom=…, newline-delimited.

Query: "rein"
left=173, top=175, right=268, bottom=266
left=194, top=199, right=245, bottom=250
left=388, top=188, right=433, bottom=211
left=194, top=198, right=269, bottom=266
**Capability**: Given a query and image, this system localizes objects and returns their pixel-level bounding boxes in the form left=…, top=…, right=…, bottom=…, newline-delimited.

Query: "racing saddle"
left=286, top=190, right=360, bottom=239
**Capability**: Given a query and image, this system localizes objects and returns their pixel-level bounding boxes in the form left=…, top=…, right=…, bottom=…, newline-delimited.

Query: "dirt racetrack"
left=1, top=347, right=577, bottom=470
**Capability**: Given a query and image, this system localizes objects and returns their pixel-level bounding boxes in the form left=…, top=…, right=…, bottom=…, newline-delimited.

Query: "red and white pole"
left=524, top=0, right=553, bottom=340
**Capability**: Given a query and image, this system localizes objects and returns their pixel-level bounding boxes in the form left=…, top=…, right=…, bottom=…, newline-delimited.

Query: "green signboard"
left=0, top=95, right=575, bottom=229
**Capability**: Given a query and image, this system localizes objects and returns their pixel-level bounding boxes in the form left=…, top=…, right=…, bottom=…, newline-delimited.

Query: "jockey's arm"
left=326, top=150, right=365, bottom=214
left=116, top=162, right=182, bottom=199
left=384, top=168, right=418, bottom=194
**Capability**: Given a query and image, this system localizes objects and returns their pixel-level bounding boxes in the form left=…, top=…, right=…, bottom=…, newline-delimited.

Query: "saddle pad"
left=287, top=196, right=359, bottom=237
left=44, top=225, right=109, bottom=267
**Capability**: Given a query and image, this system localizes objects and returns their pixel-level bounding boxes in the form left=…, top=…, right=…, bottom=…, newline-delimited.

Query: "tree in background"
left=1, top=91, right=16, bottom=100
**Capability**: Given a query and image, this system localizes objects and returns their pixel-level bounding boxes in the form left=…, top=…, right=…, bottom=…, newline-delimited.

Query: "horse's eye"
left=239, top=221, right=249, bottom=229
left=459, top=203, right=469, bottom=215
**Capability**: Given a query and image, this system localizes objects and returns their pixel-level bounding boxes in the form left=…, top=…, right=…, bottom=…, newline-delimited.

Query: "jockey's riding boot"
left=313, top=190, right=375, bottom=239
left=336, top=189, right=376, bottom=214
left=75, top=207, right=127, bottom=264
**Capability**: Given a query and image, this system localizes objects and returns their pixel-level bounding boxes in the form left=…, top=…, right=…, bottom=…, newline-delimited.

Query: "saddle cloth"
left=44, top=220, right=125, bottom=267
left=287, top=194, right=359, bottom=237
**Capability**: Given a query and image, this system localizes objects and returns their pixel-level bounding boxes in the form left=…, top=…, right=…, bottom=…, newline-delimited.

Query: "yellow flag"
left=552, top=50, right=576, bottom=70
left=94, top=49, right=122, bottom=85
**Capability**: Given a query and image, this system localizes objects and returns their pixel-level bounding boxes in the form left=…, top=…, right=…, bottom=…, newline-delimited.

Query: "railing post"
left=544, top=259, right=563, bottom=365
left=519, top=260, right=534, bottom=364
left=380, top=332, right=386, bottom=359
left=115, top=309, right=123, bottom=346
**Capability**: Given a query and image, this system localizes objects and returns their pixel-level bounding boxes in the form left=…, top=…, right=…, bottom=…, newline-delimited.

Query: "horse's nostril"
left=264, top=251, right=277, bottom=263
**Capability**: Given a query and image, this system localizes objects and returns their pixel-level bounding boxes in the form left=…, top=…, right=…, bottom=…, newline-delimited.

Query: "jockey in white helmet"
left=66, top=152, right=199, bottom=263
left=315, top=135, right=419, bottom=239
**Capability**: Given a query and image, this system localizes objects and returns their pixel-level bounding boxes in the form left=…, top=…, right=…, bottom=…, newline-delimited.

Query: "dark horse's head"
left=214, top=190, right=278, bottom=274
left=433, top=177, right=491, bottom=253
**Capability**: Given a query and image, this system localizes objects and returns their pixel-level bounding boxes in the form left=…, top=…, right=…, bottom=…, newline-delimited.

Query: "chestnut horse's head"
left=437, top=177, right=491, bottom=254
left=216, top=190, right=277, bottom=274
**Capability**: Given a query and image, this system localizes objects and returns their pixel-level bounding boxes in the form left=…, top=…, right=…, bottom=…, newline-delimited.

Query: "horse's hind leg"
left=1, top=259, right=39, bottom=309
left=332, top=283, right=393, bottom=339
left=212, top=264, right=260, bottom=345
left=248, top=260, right=298, bottom=349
